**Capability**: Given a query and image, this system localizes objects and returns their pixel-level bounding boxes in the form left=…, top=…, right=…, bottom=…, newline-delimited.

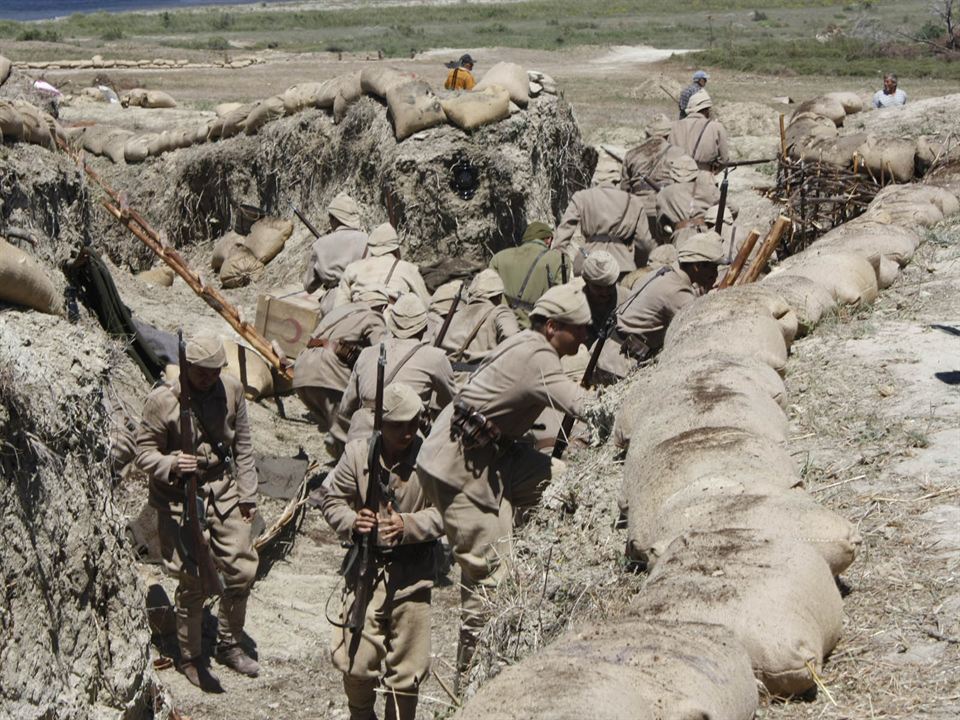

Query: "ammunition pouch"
left=621, top=334, right=652, bottom=363
left=334, top=340, right=363, bottom=368
left=450, top=399, right=502, bottom=450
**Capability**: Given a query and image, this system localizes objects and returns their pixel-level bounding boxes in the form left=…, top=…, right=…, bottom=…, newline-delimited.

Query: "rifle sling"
left=512, top=245, right=552, bottom=309
left=384, top=341, right=428, bottom=386
left=454, top=304, right=498, bottom=360
left=691, top=118, right=713, bottom=160
left=384, top=257, right=401, bottom=286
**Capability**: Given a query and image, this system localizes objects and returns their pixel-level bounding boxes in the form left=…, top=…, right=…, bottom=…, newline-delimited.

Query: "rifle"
left=346, top=343, right=388, bottom=658
left=552, top=315, right=613, bottom=459
left=718, top=158, right=777, bottom=168
left=714, top=168, right=729, bottom=233
left=290, top=203, right=322, bottom=239
left=640, top=174, right=662, bottom=193
left=433, top=283, right=463, bottom=348
left=177, top=330, right=225, bottom=597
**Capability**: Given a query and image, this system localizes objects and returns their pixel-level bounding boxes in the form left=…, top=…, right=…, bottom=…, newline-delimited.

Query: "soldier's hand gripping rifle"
left=346, top=343, right=387, bottom=659
left=177, top=330, right=225, bottom=597
left=552, top=314, right=615, bottom=459
left=290, top=203, right=322, bottom=239
left=433, top=283, right=464, bottom=348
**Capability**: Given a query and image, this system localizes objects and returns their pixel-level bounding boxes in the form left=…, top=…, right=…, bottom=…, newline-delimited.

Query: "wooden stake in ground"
left=737, top=217, right=791, bottom=285
left=779, top=113, right=787, bottom=159
left=717, top=230, right=760, bottom=289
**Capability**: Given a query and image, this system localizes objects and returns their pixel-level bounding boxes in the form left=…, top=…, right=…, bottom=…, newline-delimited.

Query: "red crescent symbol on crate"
left=282, top=318, right=303, bottom=344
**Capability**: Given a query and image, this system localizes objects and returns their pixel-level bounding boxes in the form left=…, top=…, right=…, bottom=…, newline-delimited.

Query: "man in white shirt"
left=873, top=72, right=907, bottom=109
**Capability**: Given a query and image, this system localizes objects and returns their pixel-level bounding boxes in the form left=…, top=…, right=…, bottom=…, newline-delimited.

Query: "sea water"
left=0, top=0, right=283, bottom=22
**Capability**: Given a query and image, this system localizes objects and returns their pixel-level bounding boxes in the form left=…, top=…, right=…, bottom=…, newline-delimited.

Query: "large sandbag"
left=640, top=531, right=844, bottom=697
left=791, top=96, right=846, bottom=127
left=870, top=183, right=960, bottom=222
left=638, top=479, right=861, bottom=574
left=147, top=131, right=177, bottom=156
left=244, top=95, right=285, bottom=135
left=121, top=88, right=149, bottom=107
left=455, top=620, right=758, bottom=720
left=281, top=82, right=328, bottom=114
left=811, top=220, right=920, bottom=266
left=798, top=132, right=867, bottom=168
left=331, top=71, right=362, bottom=104
left=136, top=265, right=175, bottom=287
left=441, top=86, right=510, bottom=131
left=142, top=90, right=177, bottom=109
left=475, top=61, right=530, bottom=108
left=785, top=112, right=838, bottom=152
left=0, top=237, right=60, bottom=314
left=0, top=55, right=11, bottom=86
left=242, top=217, right=293, bottom=264
left=0, top=100, right=23, bottom=141
left=661, top=285, right=798, bottom=373
left=775, top=250, right=879, bottom=306
left=760, top=273, right=837, bottom=335
left=876, top=255, right=900, bottom=289
left=387, top=80, right=446, bottom=141
left=80, top=124, right=111, bottom=155
left=360, top=66, right=415, bottom=99
left=101, top=129, right=133, bottom=163
left=12, top=101, right=52, bottom=147
left=211, top=231, right=245, bottom=272
left=223, top=339, right=275, bottom=399
left=124, top=134, right=154, bottom=163
left=215, top=101, right=244, bottom=118
left=219, top=246, right=264, bottom=288
left=856, top=135, right=916, bottom=183
left=824, top=91, right=863, bottom=115
left=209, top=103, right=253, bottom=141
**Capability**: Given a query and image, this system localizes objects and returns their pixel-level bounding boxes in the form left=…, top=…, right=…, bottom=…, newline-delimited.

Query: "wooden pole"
left=779, top=114, right=787, bottom=159
left=737, top=216, right=791, bottom=285
left=717, top=230, right=760, bottom=289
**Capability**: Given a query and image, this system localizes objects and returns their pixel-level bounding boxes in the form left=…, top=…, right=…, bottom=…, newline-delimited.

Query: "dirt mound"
left=84, top=93, right=594, bottom=272
left=716, top=101, right=781, bottom=138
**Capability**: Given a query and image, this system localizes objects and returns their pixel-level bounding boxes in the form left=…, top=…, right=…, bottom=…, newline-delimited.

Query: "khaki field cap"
left=522, top=221, right=553, bottom=243
left=530, top=284, right=591, bottom=325
left=581, top=250, right=619, bottom=286
left=185, top=334, right=228, bottom=369
left=469, top=268, right=505, bottom=299
left=367, top=222, right=401, bottom=256
left=328, top=192, right=361, bottom=229
left=668, top=153, right=700, bottom=183
left=649, top=243, right=679, bottom=268
left=352, top=284, right=391, bottom=305
left=649, top=114, right=673, bottom=138
left=386, top=293, right=428, bottom=338
left=429, top=279, right=463, bottom=313
left=382, top=382, right=424, bottom=422
left=677, top=231, right=724, bottom=264
left=686, top=90, right=713, bottom=114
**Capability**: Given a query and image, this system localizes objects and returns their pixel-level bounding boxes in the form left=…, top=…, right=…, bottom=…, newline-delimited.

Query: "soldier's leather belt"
left=450, top=399, right=502, bottom=450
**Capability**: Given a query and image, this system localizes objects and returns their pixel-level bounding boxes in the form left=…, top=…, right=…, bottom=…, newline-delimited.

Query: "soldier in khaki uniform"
left=303, top=193, right=369, bottom=295
left=339, top=294, right=456, bottom=443
left=135, top=335, right=260, bottom=691
left=439, top=269, right=520, bottom=366
left=668, top=90, right=729, bottom=171
left=292, top=287, right=390, bottom=454
left=527, top=346, right=593, bottom=454
left=553, top=186, right=655, bottom=276
left=424, top=279, right=464, bottom=343
left=620, top=115, right=686, bottom=196
left=417, top=285, right=594, bottom=679
left=322, top=383, right=443, bottom=720
left=336, top=223, right=429, bottom=307
left=595, top=232, right=724, bottom=382
left=579, top=250, right=629, bottom=345
left=656, top=154, right=721, bottom=239
left=489, top=221, right=569, bottom=328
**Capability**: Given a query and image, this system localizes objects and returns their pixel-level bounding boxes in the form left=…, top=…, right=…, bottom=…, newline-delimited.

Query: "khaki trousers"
left=331, top=584, right=431, bottom=720
left=419, top=445, right=552, bottom=672
left=158, top=504, right=259, bottom=660
left=295, top=387, right=342, bottom=432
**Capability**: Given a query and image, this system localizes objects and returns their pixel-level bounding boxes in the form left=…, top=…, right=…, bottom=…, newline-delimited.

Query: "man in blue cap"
left=678, top=70, right=708, bottom=118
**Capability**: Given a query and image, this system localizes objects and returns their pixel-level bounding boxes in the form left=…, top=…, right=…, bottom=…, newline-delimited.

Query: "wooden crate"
left=254, top=288, right=321, bottom=359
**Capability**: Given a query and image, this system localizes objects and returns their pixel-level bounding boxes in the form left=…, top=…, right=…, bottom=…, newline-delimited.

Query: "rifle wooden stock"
left=177, top=331, right=224, bottom=597
left=433, top=284, right=463, bottom=348
left=60, top=138, right=292, bottom=382
left=738, top=217, right=790, bottom=285
left=717, top=230, right=760, bottom=289
left=290, top=204, right=322, bottom=239
left=715, top=169, right=729, bottom=232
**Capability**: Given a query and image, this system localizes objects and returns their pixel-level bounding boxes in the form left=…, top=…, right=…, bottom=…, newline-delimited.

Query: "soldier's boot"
left=343, top=674, right=378, bottom=720
left=383, top=690, right=417, bottom=720
left=181, top=656, right=224, bottom=693
left=215, top=592, right=260, bottom=677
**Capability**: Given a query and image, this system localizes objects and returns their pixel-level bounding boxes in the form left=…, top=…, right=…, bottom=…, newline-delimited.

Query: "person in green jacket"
left=489, top=221, right=570, bottom=327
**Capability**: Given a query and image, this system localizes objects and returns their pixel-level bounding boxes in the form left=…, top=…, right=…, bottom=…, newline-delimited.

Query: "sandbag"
left=810, top=220, right=920, bottom=266
left=824, top=91, right=863, bottom=115
left=101, top=129, right=133, bottom=163
left=223, top=338, right=275, bottom=399
left=637, top=479, right=861, bottom=574
left=0, top=55, right=11, bottom=86
left=211, top=231, right=246, bottom=272
left=387, top=80, right=446, bottom=141
left=215, top=101, right=244, bottom=118
left=124, top=134, right=154, bottom=163
left=775, top=250, right=879, bottom=306
left=209, top=103, right=253, bottom=141
left=136, top=265, right=175, bottom=287
left=147, top=131, right=177, bottom=156
left=219, top=246, right=264, bottom=288
left=877, top=254, right=900, bottom=289
left=121, top=88, right=149, bottom=107
left=0, top=237, right=60, bottom=314
left=870, top=183, right=960, bottom=222
left=12, top=101, right=53, bottom=147
left=475, top=61, right=530, bottom=108
left=791, top=95, right=846, bottom=127
left=143, top=90, right=177, bottom=109
left=799, top=132, right=867, bottom=168
left=81, top=124, right=111, bottom=155
left=331, top=71, right=362, bottom=104
left=455, top=620, right=758, bottom=720
left=661, top=285, right=798, bottom=373
left=441, top=86, right=510, bottom=131
left=760, top=273, right=837, bottom=335
left=785, top=112, right=838, bottom=152
left=244, top=95, right=285, bottom=135
left=640, top=531, right=844, bottom=697
left=242, top=217, right=293, bottom=264
left=856, top=135, right=916, bottom=183
left=281, top=82, right=328, bottom=114
left=360, top=66, right=415, bottom=99
left=0, top=100, right=23, bottom=141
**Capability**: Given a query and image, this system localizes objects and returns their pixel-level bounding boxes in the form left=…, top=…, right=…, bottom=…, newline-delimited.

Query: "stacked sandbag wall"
left=455, top=177, right=959, bottom=717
